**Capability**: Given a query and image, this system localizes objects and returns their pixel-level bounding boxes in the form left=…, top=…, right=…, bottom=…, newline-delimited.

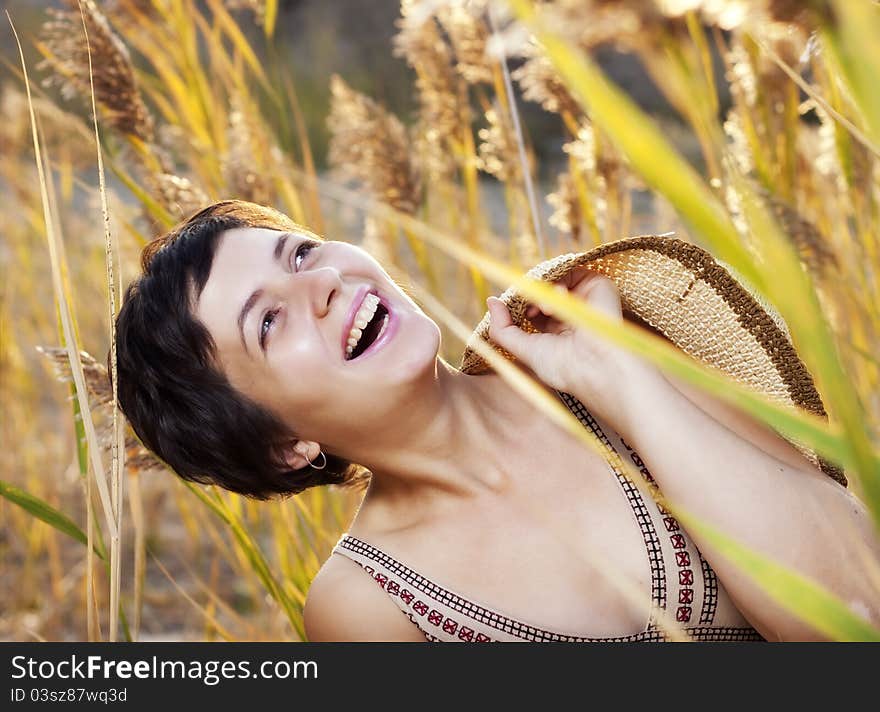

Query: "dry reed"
left=39, top=0, right=154, bottom=143
left=327, top=74, right=422, bottom=215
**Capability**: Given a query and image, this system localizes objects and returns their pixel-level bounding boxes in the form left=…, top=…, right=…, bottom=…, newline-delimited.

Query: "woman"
left=114, top=200, right=880, bottom=642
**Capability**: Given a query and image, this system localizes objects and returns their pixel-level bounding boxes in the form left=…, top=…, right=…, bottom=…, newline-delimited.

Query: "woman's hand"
left=485, top=269, right=667, bottom=432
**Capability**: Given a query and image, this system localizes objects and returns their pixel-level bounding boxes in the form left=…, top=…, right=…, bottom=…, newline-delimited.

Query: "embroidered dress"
left=332, top=392, right=765, bottom=642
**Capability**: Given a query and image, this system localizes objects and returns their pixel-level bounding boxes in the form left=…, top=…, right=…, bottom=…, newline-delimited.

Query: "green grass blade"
left=733, top=174, right=880, bottom=520
left=8, top=10, right=118, bottom=541
left=0, top=479, right=104, bottom=560
left=824, top=1, right=880, bottom=148
left=182, top=482, right=305, bottom=637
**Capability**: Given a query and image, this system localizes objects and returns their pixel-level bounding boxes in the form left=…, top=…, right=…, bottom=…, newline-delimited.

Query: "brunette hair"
left=112, top=200, right=368, bottom=499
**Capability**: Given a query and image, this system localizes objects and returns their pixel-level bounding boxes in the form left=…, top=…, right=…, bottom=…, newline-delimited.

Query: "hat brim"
left=460, top=234, right=846, bottom=486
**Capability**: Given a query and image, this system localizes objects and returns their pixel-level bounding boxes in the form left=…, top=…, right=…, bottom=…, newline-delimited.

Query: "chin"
left=380, top=315, right=440, bottom=385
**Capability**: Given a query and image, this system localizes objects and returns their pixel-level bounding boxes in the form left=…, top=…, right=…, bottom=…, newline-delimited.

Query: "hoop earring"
left=305, top=450, right=327, bottom=470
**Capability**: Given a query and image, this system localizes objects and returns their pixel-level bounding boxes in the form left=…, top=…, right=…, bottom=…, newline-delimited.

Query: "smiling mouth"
left=346, top=302, right=389, bottom=361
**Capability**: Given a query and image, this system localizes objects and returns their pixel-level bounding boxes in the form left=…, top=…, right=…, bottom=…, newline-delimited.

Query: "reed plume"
left=537, top=0, right=667, bottom=52
left=512, top=38, right=582, bottom=118
left=477, top=104, right=522, bottom=182
left=560, top=122, right=608, bottom=239
left=0, top=84, right=94, bottom=167
left=36, top=347, right=165, bottom=475
left=39, top=0, right=154, bottom=144
left=436, top=0, right=493, bottom=85
left=547, top=171, right=582, bottom=241
left=222, top=93, right=276, bottom=206
left=148, top=173, right=210, bottom=221
left=38, top=0, right=207, bottom=223
left=393, top=0, right=463, bottom=173
left=327, top=74, right=422, bottom=215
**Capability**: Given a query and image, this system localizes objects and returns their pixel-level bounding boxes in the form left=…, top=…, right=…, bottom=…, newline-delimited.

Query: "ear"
left=280, top=440, right=323, bottom=471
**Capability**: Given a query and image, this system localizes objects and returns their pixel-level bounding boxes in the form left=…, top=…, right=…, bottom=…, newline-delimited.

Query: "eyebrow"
left=237, top=232, right=290, bottom=356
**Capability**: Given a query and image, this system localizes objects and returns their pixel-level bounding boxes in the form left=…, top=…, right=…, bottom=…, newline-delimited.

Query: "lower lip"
left=349, top=295, right=398, bottom=363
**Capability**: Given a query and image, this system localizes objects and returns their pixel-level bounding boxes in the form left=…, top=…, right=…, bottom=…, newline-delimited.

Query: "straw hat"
left=460, top=234, right=847, bottom=487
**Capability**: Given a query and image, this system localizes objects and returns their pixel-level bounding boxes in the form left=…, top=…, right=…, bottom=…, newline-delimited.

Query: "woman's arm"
left=485, top=274, right=880, bottom=638
left=586, top=370, right=880, bottom=641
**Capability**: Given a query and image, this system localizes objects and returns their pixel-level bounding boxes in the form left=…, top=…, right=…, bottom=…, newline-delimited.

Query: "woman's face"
left=194, top=226, right=441, bottom=449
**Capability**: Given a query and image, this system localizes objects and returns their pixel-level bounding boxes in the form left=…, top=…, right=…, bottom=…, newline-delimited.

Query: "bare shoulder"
left=303, top=554, right=427, bottom=642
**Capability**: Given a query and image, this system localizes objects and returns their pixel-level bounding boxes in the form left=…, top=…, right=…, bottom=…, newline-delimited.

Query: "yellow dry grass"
left=1, top=0, right=878, bottom=642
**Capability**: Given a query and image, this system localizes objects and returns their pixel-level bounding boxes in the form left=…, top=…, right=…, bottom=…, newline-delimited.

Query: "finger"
left=486, top=296, right=546, bottom=360
left=564, top=265, right=598, bottom=290
left=486, top=296, right=513, bottom=329
left=554, top=274, right=622, bottom=320
left=583, top=275, right=623, bottom=322
left=525, top=303, right=548, bottom=320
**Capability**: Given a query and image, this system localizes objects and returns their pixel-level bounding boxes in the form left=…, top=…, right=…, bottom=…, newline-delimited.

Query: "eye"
left=259, top=308, right=280, bottom=350
left=291, top=239, right=319, bottom=271
left=259, top=240, right=320, bottom=350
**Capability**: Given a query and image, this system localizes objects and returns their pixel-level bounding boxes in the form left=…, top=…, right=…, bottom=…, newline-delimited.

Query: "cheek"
left=269, top=345, right=333, bottom=398
left=283, top=336, right=333, bottom=372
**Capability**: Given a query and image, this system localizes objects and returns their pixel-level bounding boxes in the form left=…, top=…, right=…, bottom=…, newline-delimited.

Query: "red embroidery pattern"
left=369, top=569, right=494, bottom=640
left=619, top=437, right=694, bottom=624
left=442, top=619, right=459, bottom=635
left=336, top=536, right=763, bottom=642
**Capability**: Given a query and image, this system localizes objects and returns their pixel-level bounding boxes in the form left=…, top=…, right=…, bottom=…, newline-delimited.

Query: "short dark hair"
left=112, top=200, right=369, bottom=499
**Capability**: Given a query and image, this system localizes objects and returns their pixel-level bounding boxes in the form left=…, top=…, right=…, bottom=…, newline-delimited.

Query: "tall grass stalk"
left=487, top=1, right=546, bottom=261
left=76, top=0, right=124, bottom=643
left=9, top=13, right=120, bottom=644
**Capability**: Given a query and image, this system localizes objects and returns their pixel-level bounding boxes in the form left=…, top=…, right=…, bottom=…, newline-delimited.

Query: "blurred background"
left=1, top=0, right=878, bottom=641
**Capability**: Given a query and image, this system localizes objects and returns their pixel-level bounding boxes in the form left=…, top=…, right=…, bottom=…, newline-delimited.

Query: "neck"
left=342, top=359, right=560, bottom=534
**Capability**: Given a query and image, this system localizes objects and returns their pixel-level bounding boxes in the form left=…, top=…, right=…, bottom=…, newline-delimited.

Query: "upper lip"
left=341, top=285, right=374, bottom=358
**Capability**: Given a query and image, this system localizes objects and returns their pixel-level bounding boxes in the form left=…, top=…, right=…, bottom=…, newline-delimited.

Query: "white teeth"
left=345, top=292, right=382, bottom=359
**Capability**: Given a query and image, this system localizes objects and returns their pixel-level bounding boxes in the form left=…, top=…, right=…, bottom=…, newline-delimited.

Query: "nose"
left=270, top=262, right=340, bottom=319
